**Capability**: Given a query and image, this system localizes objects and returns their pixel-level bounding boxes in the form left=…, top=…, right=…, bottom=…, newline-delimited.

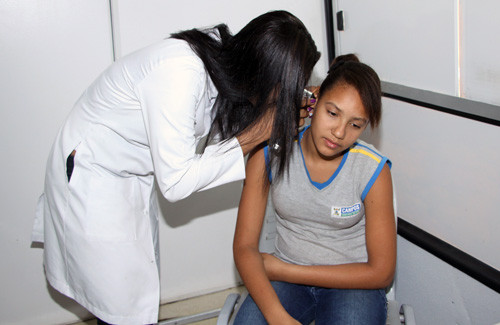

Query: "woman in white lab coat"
left=31, top=10, right=320, bottom=325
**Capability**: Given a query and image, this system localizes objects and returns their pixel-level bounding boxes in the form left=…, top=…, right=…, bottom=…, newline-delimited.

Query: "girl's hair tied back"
left=327, top=53, right=360, bottom=74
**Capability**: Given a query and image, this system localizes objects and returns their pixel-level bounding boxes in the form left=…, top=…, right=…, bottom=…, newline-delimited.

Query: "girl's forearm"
left=270, top=261, right=394, bottom=290
left=234, top=247, right=295, bottom=324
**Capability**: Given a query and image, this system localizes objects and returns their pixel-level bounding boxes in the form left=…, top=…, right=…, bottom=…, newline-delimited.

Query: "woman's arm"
left=233, top=147, right=299, bottom=325
left=263, top=164, right=397, bottom=289
left=137, top=58, right=246, bottom=202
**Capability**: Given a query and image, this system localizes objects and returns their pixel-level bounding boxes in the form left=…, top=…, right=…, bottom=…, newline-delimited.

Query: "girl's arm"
left=233, top=147, right=299, bottom=325
left=263, top=163, right=397, bottom=289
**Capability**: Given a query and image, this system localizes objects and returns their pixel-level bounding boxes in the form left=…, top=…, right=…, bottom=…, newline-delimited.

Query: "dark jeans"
left=234, top=281, right=387, bottom=325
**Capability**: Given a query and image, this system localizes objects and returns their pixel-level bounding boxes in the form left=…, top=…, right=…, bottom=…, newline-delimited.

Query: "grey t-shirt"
left=265, top=127, right=390, bottom=266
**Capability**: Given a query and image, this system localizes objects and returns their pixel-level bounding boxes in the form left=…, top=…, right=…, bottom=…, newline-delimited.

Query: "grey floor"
left=70, top=286, right=245, bottom=325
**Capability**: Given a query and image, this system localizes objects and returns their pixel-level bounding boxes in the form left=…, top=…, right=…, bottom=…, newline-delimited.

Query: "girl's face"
left=307, top=83, right=369, bottom=160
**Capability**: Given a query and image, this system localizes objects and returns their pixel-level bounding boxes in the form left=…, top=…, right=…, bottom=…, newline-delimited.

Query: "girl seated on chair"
left=232, top=54, right=396, bottom=325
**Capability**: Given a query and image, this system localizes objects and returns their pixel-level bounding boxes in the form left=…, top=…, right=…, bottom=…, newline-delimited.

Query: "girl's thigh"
left=315, top=288, right=387, bottom=325
left=233, top=281, right=316, bottom=325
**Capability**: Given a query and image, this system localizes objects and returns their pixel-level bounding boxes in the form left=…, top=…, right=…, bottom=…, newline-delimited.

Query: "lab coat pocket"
left=84, top=177, right=140, bottom=242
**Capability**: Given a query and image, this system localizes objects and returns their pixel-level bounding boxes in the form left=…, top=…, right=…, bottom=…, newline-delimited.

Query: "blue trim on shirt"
left=263, top=144, right=272, bottom=182
left=355, top=141, right=392, bottom=200
left=265, top=128, right=391, bottom=195
left=299, top=126, right=349, bottom=191
left=361, top=157, right=390, bottom=201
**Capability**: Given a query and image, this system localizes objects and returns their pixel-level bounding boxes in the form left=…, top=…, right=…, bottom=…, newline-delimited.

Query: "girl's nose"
left=332, top=122, right=346, bottom=140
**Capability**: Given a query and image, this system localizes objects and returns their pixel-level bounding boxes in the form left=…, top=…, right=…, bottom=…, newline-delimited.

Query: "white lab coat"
left=32, top=38, right=245, bottom=324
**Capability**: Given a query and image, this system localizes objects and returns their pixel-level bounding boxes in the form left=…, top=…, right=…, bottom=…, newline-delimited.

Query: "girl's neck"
left=300, top=127, right=344, bottom=165
left=300, top=128, right=345, bottom=183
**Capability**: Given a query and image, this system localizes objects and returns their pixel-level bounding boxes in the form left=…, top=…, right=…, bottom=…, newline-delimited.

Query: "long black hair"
left=171, top=10, right=320, bottom=179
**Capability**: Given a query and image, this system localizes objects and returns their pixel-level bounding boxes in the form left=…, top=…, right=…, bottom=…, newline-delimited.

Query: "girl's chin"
left=317, top=147, right=344, bottom=161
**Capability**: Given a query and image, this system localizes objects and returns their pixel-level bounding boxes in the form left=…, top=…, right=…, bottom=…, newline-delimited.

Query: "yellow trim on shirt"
left=349, top=148, right=381, bottom=163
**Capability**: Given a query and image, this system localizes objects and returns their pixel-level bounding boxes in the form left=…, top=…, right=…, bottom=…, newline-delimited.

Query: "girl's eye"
left=351, top=123, right=361, bottom=129
left=328, top=110, right=337, bottom=117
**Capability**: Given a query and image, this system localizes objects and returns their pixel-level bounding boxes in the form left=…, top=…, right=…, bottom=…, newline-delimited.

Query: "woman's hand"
left=299, top=86, right=319, bottom=127
left=238, top=86, right=319, bottom=153
left=298, top=107, right=310, bottom=128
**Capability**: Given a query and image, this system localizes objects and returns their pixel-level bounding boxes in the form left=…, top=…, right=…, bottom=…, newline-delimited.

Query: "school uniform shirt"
left=31, top=37, right=245, bottom=325
left=264, top=126, right=390, bottom=266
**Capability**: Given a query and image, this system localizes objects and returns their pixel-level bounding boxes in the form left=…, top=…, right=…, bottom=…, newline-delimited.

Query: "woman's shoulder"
left=108, top=38, right=207, bottom=89
left=126, top=38, right=203, bottom=68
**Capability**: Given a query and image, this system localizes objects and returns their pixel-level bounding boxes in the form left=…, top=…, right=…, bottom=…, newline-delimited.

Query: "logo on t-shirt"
left=331, top=203, right=361, bottom=218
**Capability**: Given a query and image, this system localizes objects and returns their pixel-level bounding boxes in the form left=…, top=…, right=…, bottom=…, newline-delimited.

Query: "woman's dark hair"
left=171, top=10, right=320, bottom=179
left=319, top=54, right=382, bottom=127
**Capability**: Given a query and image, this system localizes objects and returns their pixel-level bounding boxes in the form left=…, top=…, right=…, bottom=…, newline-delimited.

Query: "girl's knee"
left=316, top=289, right=387, bottom=325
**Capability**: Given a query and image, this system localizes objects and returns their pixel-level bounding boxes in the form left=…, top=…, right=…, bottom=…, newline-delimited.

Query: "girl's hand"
left=261, top=253, right=287, bottom=280
left=266, top=306, right=301, bottom=325
left=267, top=313, right=301, bottom=325
left=278, top=317, right=301, bottom=325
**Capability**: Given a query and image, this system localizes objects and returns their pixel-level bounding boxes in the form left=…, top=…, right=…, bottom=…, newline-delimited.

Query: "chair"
left=216, top=181, right=416, bottom=325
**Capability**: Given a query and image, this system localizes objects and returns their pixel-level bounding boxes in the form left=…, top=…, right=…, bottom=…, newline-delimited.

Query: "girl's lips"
left=324, top=137, right=340, bottom=150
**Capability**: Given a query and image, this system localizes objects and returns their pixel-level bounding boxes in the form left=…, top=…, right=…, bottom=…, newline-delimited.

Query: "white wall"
left=1, top=1, right=113, bottom=324
left=396, top=237, right=500, bottom=325
left=363, top=98, right=500, bottom=324
left=0, top=1, right=329, bottom=324
left=335, top=0, right=457, bottom=96
left=461, top=0, right=500, bottom=105
left=364, top=98, right=500, bottom=270
left=333, top=0, right=500, bottom=323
